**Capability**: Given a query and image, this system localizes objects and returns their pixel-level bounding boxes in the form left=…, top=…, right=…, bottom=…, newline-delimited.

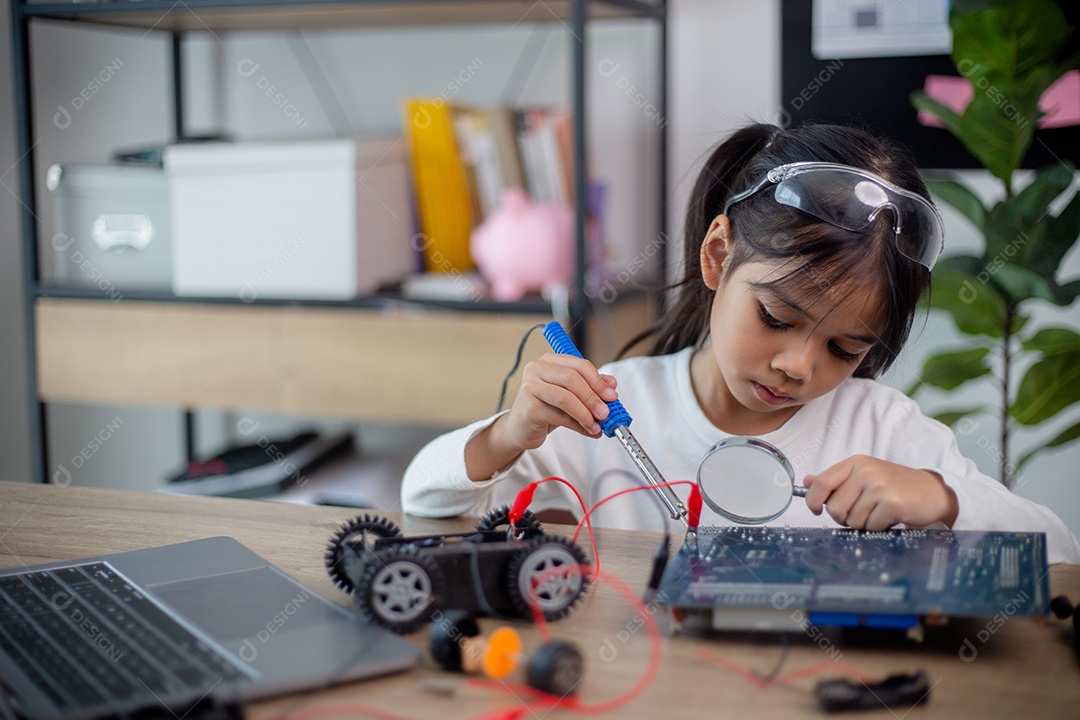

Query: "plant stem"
left=1001, top=304, right=1014, bottom=488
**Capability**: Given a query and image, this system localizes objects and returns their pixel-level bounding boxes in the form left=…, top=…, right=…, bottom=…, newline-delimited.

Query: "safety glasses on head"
left=722, top=161, right=945, bottom=270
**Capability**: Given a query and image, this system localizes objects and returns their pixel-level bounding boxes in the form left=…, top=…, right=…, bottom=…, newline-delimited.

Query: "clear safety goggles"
left=722, top=162, right=944, bottom=270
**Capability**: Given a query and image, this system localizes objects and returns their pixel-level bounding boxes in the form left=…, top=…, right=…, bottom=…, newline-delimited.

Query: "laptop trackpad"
left=147, top=567, right=344, bottom=643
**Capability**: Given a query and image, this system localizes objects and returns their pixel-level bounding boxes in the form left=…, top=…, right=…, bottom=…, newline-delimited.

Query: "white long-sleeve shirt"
left=401, top=348, right=1080, bottom=564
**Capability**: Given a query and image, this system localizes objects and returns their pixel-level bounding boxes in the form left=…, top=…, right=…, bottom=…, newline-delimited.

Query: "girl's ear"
left=700, top=214, right=735, bottom=290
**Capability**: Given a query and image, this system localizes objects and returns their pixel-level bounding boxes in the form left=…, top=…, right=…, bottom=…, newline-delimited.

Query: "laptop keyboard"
left=0, top=562, right=248, bottom=711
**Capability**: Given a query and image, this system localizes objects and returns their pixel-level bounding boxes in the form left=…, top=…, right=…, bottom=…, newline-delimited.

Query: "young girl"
left=401, top=122, right=1080, bottom=565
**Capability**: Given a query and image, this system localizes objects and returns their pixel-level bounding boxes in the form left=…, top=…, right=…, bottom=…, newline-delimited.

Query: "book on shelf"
left=402, top=98, right=477, bottom=274
left=516, top=108, right=573, bottom=205
left=486, top=106, right=527, bottom=191
left=452, top=106, right=503, bottom=220
left=402, top=98, right=605, bottom=294
left=404, top=101, right=581, bottom=214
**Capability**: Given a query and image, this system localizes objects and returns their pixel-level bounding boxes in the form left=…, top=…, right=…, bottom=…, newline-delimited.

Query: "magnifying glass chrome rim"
left=696, top=436, right=798, bottom=524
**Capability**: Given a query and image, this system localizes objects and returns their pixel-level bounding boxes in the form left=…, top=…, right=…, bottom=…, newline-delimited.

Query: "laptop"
left=0, top=536, right=420, bottom=720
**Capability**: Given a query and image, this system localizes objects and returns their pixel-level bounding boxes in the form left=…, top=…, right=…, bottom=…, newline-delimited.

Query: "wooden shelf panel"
left=37, top=300, right=283, bottom=410
left=36, top=294, right=654, bottom=423
left=23, top=0, right=665, bottom=32
left=36, top=298, right=551, bottom=424
left=277, top=305, right=549, bottom=423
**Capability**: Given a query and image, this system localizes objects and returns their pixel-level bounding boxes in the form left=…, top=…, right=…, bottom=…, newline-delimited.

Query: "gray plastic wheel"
left=507, top=536, right=588, bottom=620
left=356, top=545, right=442, bottom=633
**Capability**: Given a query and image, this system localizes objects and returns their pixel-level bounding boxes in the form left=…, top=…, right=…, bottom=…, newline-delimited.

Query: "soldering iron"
left=542, top=321, right=688, bottom=525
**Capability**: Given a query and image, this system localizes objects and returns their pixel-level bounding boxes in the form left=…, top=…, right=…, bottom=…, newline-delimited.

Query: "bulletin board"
left=780, top=0, right=1079, bottom=170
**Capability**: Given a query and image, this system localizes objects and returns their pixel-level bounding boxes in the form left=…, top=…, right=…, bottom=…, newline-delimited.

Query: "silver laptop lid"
left=0, top=537, right=419, bottom=720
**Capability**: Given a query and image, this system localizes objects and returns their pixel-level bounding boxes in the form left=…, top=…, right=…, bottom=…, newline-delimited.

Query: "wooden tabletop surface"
left=1, top=481, right=1078, bottom=719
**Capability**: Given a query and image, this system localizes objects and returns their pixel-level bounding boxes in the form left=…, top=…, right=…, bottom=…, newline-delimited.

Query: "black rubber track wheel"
left=527, top=640, right=584, bottom=697
left=325, top=514, right=403, bottom=594
left=428, top=610, right=481, bottom=672
left=476, top=504, right=543, bottom=538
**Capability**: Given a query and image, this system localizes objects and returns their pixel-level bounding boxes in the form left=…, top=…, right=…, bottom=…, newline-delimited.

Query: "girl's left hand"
left=803, top=455, right=959, bottom=530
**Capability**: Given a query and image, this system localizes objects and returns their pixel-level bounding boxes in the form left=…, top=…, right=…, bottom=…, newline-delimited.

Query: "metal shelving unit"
left=9, top=0, right=668, bottom=484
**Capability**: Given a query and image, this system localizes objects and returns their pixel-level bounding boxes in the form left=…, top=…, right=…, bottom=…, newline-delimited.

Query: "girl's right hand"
left=500, top=352, right=619, bottom=451
left=465, top=353, right=618, bottom=482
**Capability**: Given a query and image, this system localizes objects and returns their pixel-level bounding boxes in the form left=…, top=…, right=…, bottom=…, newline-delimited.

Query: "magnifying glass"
left=696, top=436, right=806, bottom=524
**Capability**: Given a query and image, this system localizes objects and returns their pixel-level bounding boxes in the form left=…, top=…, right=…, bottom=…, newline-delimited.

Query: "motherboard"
left=656, top=527, right=1048, bottom=632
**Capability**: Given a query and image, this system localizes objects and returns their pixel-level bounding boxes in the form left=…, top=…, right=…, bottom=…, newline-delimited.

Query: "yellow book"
left=402, top=98, right=476, bottom=273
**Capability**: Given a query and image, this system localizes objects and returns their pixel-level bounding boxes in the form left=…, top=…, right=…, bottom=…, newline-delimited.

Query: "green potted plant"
left=909, top=0, right=1080, bottom=488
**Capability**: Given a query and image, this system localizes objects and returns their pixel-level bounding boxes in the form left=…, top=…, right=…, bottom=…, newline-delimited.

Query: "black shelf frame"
left=19, top=0, right=666, bottom=27
left=34, top=285, right=562, bottom=315
left=9, top=0, right=669, bottom=484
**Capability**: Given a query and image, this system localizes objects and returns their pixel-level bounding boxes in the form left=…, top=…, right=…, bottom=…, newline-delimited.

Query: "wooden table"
left=1, top=482, right=1078, bottom=719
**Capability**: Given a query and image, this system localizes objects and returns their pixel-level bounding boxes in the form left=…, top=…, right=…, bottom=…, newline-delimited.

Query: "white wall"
left=2, top=0, right=1077, bottom=533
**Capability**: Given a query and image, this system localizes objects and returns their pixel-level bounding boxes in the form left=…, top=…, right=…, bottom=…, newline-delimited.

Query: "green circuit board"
left=657, top=527, right=1048, bottom=630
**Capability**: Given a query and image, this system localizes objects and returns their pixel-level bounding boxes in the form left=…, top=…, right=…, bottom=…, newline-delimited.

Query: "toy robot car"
left=325, top=506, right=590, bottom=633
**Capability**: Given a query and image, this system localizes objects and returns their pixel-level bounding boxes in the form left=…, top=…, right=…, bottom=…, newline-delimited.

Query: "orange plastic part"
left=482, top=626, right=523, bottom=679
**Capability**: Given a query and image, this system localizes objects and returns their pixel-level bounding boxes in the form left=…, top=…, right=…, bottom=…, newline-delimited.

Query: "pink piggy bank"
left=470, top=188, right=574, bottom=301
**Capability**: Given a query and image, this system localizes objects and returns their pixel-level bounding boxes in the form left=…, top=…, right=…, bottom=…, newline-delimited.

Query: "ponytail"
left=620, top=123, right=779, bottom=357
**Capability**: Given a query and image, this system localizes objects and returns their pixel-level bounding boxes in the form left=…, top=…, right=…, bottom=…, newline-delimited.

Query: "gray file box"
left=46, top=163, right=171, bottom=292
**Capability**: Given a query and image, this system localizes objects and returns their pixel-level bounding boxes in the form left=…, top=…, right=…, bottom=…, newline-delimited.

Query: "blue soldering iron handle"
left=542, top=321, right=632, bottom=438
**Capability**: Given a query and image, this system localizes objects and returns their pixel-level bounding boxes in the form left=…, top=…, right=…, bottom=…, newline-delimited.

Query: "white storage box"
left=46, top=163, right=172, bottom=292
left=165, top=138, right=415, bottom=300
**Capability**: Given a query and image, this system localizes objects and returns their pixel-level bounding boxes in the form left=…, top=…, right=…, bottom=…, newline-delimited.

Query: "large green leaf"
left=954, top=79, right=1045, bottom=183
left=983, top=263, right=1055, bottom=304
left=1021, top=327, right=1080, bottom=355
left=1050, top=278, right=1080, bottom=306
left=985, top=162, right=1075, bottom=264
left=951, top=0, right=1069, bottom=85
left=932, top=406, right=987, bottom=428
left=1023, top=188, right=1080, bottom=279
left=929, top=257, right=1008, bottom=337
left=921, top=347, right=992, bottom=390
left=944, top=0, right=1068, bottom=182
left=1011, top=349, right=1080, bottom=424
left=925, top=178, right=987, bottom=233
left=1012, top=162, right=1075, bottom=221
left=911, top=91, right=964, bottom=138
left=1016, top=419, right=1080, bottom=470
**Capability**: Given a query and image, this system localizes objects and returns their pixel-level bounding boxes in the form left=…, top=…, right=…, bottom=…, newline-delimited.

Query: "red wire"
left=517, top=477, right=599, bottom=643
left=494, top=475, right=679, bottom=714
left=282, top=475, right=874, bottom=720
left=695, top=648, right=772, bottom=689
left=464, top=470, right=672, bottom=716
left=572, top=479, right=697, bottom=544
left=529, top=476, right=602, bottom=581
left=465, top=568, right=664, bottom=717
left=520, top=564, right=595, bottom=644
left=560, top=569, right=664, bottom=714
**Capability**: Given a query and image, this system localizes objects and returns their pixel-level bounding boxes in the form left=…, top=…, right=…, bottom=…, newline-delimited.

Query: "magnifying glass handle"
left=793, top=486, right=808, bottom=498
left=542, top=321, right=687, bottom=524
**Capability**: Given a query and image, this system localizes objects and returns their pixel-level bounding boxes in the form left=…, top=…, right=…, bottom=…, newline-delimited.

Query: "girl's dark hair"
left=624, top=122, right=934, bottom=378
